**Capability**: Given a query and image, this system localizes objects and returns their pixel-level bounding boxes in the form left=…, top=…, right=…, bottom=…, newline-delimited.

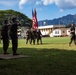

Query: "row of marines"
left=1, top=18, right=21, bottom=55
left=26, top=28, right=42, bottom=45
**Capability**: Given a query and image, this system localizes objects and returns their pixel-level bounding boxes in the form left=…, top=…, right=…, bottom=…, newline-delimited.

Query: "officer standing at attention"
left=69, top=23, right=76, bottom=46
left=26, top=29, right=30, bottom=44
left=37, top=29, right=42, bottom=44
left=1, top=20, right=10, bottom=54
left=30, top=28, right=35, bottom=45
left=10, top=17, right=21, bottom=55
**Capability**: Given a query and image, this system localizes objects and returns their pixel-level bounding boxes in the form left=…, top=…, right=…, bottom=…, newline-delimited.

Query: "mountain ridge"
left=38, top=14, right=76, bottom=27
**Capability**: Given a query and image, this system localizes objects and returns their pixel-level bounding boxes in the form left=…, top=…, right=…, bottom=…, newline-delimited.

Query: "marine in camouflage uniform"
left=69, top=23, right=76, bottom=46
left=30, top=28, right=36, bottom=45
left=1, top=20, right=10, bottom=54
left=10, top=17, right=21, bottom=55
left=37, top=29, right=42, bottom=44
left=26, top=29, right=31, bottom=44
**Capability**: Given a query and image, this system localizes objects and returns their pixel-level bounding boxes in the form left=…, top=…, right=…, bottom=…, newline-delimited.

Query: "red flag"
left=32, top=9, right=38, bottom=30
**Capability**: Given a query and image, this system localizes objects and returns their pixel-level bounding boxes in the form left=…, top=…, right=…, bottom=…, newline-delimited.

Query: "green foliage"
left=0, top=9, right=32, bottom=27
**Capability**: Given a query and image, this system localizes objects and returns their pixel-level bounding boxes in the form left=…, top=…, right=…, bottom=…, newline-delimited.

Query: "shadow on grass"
left=0, top=47, right=76, bottom=75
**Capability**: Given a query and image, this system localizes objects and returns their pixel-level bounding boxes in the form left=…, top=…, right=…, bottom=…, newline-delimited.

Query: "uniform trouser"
left=37, top=37, right=42, bottom=44
left=30, top=38, right=35, bottom=44
left=11, top=36, right=18, bottom=53
left=26, top=37, right=29, bottom=44
left=3, top=37, right=9, bottom=53
left=69, top=34, right=76, bottom=45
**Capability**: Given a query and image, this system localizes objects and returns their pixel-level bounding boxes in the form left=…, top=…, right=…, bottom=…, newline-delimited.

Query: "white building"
left=38, top=25, right=70, bottom=37
left=51, top=29, right=61, bottom=37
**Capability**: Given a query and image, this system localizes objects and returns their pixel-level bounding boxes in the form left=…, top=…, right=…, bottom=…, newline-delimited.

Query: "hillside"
left=0, top=10, right=32, bottom=27
left=38, top=14, right=76, bottom=27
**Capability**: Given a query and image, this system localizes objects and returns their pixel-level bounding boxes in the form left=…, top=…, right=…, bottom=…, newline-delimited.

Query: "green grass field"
left=0, top=37, right=76, bottom=75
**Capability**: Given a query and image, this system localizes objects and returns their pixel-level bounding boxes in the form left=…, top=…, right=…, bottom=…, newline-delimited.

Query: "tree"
left=0, top=9, right=32, bottom=27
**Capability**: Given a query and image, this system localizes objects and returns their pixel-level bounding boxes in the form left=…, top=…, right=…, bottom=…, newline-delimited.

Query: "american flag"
left=32, top=9, right=38, bottom=30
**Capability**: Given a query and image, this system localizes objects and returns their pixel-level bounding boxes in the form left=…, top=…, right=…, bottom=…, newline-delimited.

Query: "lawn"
left=0, top=37, right=76, bottom=75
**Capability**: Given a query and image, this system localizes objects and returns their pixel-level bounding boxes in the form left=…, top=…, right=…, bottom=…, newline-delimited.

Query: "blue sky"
left=0, top=0, right=76, bottom=21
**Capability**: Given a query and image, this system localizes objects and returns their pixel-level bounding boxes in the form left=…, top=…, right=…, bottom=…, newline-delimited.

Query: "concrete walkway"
left=0, top=54, right=30, bottom=60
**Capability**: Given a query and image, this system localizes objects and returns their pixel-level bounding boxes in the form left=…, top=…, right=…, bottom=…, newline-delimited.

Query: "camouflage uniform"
left=10, top=17, right=21, bottom=55
left=30, top=28, right=36, bottom=45
left=69, top=23, right=76, bottom=46
left=1, top=20, right=10, bottom=54
left=37, top=29, right=42, bottom=44
left=26, top=29, right=31, bottom=44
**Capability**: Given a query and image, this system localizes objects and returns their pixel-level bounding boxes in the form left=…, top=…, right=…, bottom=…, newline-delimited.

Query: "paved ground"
left=0, top=54, right=30, bottom=60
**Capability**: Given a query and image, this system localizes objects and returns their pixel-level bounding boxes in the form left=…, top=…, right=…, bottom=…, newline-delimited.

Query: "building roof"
left=38, top=25, right=65, bottom=29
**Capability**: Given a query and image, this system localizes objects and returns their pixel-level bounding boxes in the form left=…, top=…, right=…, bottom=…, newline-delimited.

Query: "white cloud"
left=19, top=0, right=29, bottom=9
left=0, top=0, right=76, bottom=11
left=59, top=9, right=64, bottom=12
left=55, top=0, right=76, bottom=10
left=18, top=0, right=76, bottom=10
left=36, top=1, right=42, bottom=5
left=41, top=0, right=54, bottom=5
left=41, top=0, right=76, bottom=10
left=35, top=0, right=76, bottom=10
